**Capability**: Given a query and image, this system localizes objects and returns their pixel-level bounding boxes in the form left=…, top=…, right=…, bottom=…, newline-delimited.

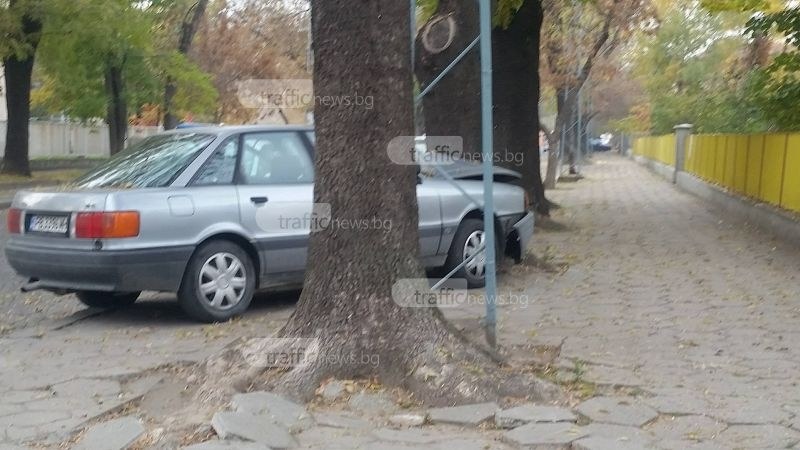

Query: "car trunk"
left=11, top=188, right=111, bottom=250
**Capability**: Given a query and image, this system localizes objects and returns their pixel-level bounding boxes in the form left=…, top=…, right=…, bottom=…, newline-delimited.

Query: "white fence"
left=0, top=121, right=162, bottom=159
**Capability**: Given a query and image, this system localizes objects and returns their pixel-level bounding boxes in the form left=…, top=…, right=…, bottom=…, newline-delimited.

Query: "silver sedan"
left=5, top=126, right=533, bottom=322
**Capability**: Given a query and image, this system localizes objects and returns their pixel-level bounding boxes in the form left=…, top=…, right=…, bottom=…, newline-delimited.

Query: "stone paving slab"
left=715, top=424, right=800, bottom=449
left=579, top=423, right=652, bottom=442
left=182, top=441, right=270, bottom=450
left=573, top=436, right=655, bottom=450
left=426, top=402, right=499, bottom=426
left=232, top=391, right=313, bottom=431
left=313, top=412, right=372, bottom=430
left=576, top=397, right=658, bottom=427
left=294, top=426, right=375, bottom=449
left=211, top=411, right=296, bottom=448
left=495, top=404, right=576, bottom=428
left=73, top=415, right=145, bottom=450
left=645, top=415, right=725, bottom=442
left=503, top=422, right=588, bottom=448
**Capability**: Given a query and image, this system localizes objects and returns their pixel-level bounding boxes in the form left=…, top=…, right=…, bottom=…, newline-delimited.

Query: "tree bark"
left=416, top=0, right=550, bottom=215
left=415, top=0, right=481, bottom=160
left=105, top=64, right=127, bottom=155
left=163, top=0, right=209, bottom=130
left=492, top=0, right=549, bottom=215
left=545, top=86, right=579, bottom=187
left=1, top=2, right=42, bottom=177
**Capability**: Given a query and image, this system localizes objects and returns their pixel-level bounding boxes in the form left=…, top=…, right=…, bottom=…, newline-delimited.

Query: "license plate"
left=28, top=214, right=69, bottom=235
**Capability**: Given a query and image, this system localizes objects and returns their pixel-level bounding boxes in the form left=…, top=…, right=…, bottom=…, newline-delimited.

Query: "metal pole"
left=478, top=0, right=497, bottom=348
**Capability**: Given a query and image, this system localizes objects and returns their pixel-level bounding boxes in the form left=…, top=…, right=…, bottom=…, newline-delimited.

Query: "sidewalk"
left=1, top=153, right=800, bottom=448
left=499, top=153, right=800, bottom=448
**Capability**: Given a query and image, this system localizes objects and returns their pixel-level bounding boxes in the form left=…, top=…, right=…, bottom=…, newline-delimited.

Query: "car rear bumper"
left=4, top=241, right=194, bottom=293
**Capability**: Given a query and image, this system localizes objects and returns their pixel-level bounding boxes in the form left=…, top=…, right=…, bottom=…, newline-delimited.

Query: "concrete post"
left=674, top=123, right=693, bottom=184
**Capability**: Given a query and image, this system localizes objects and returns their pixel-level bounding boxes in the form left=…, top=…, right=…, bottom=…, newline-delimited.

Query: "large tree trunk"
left=1, top=3, right=42, bottom=177
left=415, top=0, right=481, bottom=160
left=417, top=0, right=550, bottom=215
left=197, top=0, right=559, bottom=407
left=105, top=64, right=127, bottom=155
left=163, top=0, right=209, bottom=130
left=492, top=0, right=549, bottom=216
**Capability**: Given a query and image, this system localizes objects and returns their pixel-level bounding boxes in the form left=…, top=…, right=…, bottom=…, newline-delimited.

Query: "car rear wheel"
left=444, top=218, right=489, bottom=289
left=178, top=240, right=256, bottom=322
left=75, top=291, right=140, bottom=309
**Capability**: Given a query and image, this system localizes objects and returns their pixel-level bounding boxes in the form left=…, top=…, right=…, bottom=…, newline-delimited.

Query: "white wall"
left=0, top=121, right=161, bottom=159
left=0, top=68, right=7, bottom=122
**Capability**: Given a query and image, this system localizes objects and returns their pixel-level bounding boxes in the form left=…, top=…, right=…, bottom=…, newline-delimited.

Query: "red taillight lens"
left=7, top=208, right=22, bottom=234
left=75, top=211, right=140, bottom=239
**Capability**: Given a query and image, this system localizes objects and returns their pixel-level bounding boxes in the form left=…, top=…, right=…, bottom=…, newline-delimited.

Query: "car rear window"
left=72, top=133, right=216, bottom=189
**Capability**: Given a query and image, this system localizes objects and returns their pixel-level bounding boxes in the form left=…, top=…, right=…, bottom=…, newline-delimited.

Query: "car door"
left=236, top=131, right=314, bottom=285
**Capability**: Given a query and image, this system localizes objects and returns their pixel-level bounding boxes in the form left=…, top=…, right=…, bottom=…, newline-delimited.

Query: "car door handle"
left=250, top=196, right=269, bottom=204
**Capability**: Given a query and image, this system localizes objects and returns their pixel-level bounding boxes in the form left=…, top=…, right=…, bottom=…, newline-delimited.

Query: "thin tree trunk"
left=105, top=65, right=127, bottom=155
left=1, top=3, right=42, bottom=177
left=163, top=0, right=209, bottom=130
left=545, top=86, right=581, bottom=186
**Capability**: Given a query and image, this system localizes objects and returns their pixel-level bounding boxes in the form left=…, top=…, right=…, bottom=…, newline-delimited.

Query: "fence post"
left=674, top=123, right=693, bottom=184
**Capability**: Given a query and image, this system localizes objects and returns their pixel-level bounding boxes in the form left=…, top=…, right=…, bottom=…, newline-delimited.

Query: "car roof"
left=162, top=124, right=314, bottom=136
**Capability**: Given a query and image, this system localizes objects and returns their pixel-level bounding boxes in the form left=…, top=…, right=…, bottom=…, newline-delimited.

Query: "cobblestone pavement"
left=498, top=154, right=800, bottom=448
left=2, top=153, right=800, bottom=449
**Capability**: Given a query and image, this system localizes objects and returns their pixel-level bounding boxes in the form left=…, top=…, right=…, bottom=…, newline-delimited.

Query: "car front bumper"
left=5, top=240, right=194, bottom=293
left=511, top=212, right=535, bottom=262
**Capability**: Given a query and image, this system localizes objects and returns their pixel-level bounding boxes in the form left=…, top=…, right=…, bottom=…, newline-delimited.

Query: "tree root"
left=194, top=315, right=563, bottom=407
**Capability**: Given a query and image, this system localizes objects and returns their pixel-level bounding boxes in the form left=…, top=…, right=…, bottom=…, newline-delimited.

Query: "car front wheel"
left=75, top=291, right=140, bottom=309
left=178, top=240, right=256, bottom=322
left=444, top=218, right=489, bottom=289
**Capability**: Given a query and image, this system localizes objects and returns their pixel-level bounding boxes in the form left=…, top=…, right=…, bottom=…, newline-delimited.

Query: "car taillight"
left=7, top=208, right=21, bottom=234
left=75, top=211, right=140, bottom=238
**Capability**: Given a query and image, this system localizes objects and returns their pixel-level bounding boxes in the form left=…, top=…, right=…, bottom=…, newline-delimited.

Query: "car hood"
left=422, top=159, right=522, bottom=183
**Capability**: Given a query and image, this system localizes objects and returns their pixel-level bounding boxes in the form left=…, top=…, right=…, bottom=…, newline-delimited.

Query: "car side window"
left=239, top=132, right=314, bottom=185
left=193, top=136, right=239, bottom=186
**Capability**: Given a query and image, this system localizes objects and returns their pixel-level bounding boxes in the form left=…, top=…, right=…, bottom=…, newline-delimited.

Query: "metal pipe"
left=415, top=36, right=480, bottom=103
left=431, top=242, right=486, bottom=291
left=478, top=0, right=497, bottom=348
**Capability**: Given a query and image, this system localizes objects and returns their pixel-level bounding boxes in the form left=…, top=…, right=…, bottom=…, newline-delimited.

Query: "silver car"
left=5, top=126, right=534, bottom=322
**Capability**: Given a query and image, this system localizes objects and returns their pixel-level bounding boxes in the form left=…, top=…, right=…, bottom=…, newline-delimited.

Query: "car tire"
left=178, top=240, right=256, bottom=323
left=75, top=291, right=140, bottom=309
left=444, top=218, right=493, bottom=289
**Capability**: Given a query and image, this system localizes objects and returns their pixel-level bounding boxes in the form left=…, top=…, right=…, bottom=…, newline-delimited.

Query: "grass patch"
left=0, top=169, right=85, bottom=185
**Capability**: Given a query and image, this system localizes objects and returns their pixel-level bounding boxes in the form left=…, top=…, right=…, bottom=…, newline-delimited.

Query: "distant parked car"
left=590, top=138, right=612, bottom=152
left=5, top=126, right=534, bottom=322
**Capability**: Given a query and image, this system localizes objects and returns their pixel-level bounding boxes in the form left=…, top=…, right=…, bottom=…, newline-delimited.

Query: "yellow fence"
left=632, top=134, right=676, bottom=167
left=634, top=133, right=800, bottom=214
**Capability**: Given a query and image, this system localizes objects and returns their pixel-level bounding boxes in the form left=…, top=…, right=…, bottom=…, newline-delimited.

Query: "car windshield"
left=72, top=133, right=216, bottom=189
